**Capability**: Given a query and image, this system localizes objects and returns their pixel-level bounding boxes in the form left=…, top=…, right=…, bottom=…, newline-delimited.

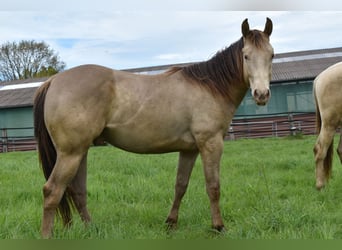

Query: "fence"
left=0, top=112, right=319, bottom=153
left=0, top=127, right=36, bottom=153
left=226, top=112, right=316, bottom=140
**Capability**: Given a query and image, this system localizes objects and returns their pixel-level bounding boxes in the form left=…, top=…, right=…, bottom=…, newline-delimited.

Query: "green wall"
left=0, top=107, right=34, bottom=138
left=236, top=80, right=315, bottom=118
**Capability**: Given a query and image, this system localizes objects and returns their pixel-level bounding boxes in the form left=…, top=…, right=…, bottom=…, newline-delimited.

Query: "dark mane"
left=168, top=37, right=245, bottom=101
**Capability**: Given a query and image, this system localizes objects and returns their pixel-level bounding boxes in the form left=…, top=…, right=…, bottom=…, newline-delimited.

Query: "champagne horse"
left=314, top=62, right=342, bottom=190
left=34, top=18, right=274, bottom=238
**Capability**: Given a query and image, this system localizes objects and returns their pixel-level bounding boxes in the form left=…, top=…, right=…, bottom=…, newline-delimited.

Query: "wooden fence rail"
left=226, top=112, right=317, bottom=140
left=0, top=128, right=36, bottom=153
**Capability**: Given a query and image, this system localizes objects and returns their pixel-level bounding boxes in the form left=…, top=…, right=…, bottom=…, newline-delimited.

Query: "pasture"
left=1, top=135, right=342, bottom=239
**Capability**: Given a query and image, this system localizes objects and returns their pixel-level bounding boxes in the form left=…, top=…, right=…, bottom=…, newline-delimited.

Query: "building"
left=1, top=47, right=342, bottom=151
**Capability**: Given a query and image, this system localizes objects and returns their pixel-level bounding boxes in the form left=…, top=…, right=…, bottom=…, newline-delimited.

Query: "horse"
left=313, top=62, right=342, bottom=190
left=34, top=18, right=274, bottom=238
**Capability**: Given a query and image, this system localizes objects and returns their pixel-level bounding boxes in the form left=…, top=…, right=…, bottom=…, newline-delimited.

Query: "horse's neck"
left=185, top=45, right=248, bottom=108
left=229, top=80, right=249, bottom=108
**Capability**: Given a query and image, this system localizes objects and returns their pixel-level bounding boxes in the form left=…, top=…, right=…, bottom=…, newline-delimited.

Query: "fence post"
left=272, top=121, right=278, bottom=137
left=288, top=113, right=297, bottom=136
left=228, top=125, right=235, bottom=140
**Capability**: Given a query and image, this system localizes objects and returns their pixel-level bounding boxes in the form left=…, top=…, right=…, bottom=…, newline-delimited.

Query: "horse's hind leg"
left=68, top=153, right=91, bottom=224
left=166, top=150, right=199, bottom=229
left=337, top=133, right=342, bottom=164
left=314, top=126, right=335, bottom=190
left=41, top=152, right=85, bottom=238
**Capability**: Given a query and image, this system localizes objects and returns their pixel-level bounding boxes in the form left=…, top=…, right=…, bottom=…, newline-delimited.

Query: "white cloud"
left=0, top=11, right=342, bottom=69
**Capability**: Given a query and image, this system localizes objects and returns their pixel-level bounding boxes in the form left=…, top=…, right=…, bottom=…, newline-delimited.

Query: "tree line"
left=0, top=40, right=66, bottom=82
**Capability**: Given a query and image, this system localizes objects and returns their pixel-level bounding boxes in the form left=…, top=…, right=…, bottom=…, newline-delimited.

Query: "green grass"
left=2, top=135, right=342, bottom=239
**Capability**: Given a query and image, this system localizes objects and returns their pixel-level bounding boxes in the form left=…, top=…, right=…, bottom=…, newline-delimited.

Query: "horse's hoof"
left=212, top=225, right=226, bottom=233
left=165, top=218, right=177, bottom=231
left=316, top=182, right=325, bottom=191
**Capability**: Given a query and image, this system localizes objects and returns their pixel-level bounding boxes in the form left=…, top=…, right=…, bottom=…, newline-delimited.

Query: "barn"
left=1, top=46, right=342, bottom=152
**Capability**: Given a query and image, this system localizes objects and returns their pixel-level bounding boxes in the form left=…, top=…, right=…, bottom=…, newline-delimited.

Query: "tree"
left=0, top=40, right=66, bottom=81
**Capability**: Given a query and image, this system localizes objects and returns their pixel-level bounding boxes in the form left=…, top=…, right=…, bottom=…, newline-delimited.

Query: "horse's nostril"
left=253, top=89, right=260, bottom=98
left=265, top=89, right=270, bottom=98
left=254, top=89, right=270, bottom=101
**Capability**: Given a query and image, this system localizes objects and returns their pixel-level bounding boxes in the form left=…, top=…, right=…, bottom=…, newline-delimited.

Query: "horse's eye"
left=244, top=55, right=249, bottom=60
left=271, top=53, right=274, bottom=59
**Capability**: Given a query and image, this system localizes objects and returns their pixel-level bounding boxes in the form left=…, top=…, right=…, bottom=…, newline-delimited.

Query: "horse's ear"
left=264, top=17, right=273, bottom=36
left=241, top=18, right=250, bottom=37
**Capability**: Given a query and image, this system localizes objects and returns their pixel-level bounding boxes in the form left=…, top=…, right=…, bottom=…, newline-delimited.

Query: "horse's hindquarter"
left=315, top=62, right=342, bottom=125
left=44, top=65, right=117, bottom=151
left=104, top=70, right=231, bottom=153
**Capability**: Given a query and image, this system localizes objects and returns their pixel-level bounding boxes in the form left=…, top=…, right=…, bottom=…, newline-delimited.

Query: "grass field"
left=2, top=135, right=342, bottom=239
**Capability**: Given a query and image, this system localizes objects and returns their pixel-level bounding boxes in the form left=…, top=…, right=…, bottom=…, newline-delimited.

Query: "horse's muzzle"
left=253, top=89, right=270, bottom=106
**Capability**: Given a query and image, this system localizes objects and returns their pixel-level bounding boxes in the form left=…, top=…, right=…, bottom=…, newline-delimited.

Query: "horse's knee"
left=42, top=183, right=57, bottom=206
left=42, top=182, right=65, bottom=209
left=313, top=143, right=322, bottom=161
left=43, top=183, right=52, bottom=198
left=313, top=142, right=328, bottom=165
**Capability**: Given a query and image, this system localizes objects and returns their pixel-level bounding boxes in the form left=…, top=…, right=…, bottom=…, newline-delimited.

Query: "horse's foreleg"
left=199, top=135, right=225, bottom=232
left=41, top=152, right=84, bottom=238
left=314, top=127, right=335, bottom=190
left=337, top=134, right=342, bottom=164
left=166, top=150, right=199, bottom=230
left=68, top=153, right=91, bottom=224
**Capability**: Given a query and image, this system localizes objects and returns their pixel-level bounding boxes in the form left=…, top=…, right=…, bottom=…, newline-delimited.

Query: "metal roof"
left=271, top=47, right=342, bottom=83
left=1, top=47, right=342, bottom=109
left=0, top=77, right=47, bottom=109
left=0, top=87, right=38, bottom=109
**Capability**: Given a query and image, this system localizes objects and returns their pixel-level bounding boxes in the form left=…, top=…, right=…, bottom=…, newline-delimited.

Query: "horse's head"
left=241, top=18, right=274, bottom=106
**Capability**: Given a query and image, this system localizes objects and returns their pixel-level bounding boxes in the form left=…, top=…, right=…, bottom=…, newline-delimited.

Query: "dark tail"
left=314, top=85, right=333, bottom=178
left=33, top=80, right=74, bottom=226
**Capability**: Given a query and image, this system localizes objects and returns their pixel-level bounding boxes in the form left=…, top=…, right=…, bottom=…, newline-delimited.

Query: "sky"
left=1, top=1, right=342, bottom=70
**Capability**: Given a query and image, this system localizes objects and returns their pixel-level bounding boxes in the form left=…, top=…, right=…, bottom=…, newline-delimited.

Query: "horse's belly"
left=102, top=126, right=197, bottom=154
